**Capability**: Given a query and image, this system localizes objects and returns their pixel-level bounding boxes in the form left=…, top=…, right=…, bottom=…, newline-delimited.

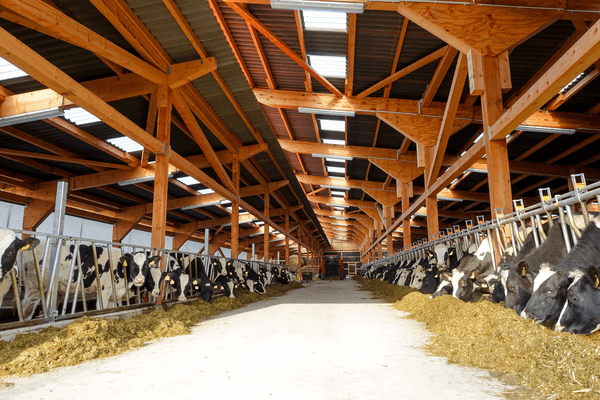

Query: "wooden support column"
left=285, top=209, right=290, bottom=264
left=482, top=56, right=513, bottom=217
left=426, top=196, right=439, bottom=239
left=263, top=189, right=270, bottom=262
left=298, top=242, right=302, bottom=277
left=384, top=206, right=394, bottom=255
left=400, top=183, right=412, bottom=247
left=376, top=221, right=383, bottom=259
left=151, top=85, right=171, bottom=251
left=230, top=153, right=240, bottom=258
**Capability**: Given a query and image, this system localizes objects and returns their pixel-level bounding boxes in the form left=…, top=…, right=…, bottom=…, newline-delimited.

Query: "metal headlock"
left=1, top=230, right=291, bottom=330
left=361, top=174, right=600, bottom=271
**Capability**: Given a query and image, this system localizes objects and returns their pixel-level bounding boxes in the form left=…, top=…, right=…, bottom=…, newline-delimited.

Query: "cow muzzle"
left=178, top=295, right=187, bottom=302
left=555, top=324, right=565, bottom=332
left=152, top=289, right=160, bottom=297
left=134, top=277, right=145, bottom=287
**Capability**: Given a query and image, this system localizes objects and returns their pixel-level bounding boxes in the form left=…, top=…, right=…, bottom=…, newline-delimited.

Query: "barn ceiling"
left=0, top=0, right=599, bottom=258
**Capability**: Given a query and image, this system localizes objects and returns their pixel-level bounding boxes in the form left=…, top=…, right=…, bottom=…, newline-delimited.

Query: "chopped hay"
left=354, top=276, right=600, bottom=400
left=0, top=282, right=302, bottom=379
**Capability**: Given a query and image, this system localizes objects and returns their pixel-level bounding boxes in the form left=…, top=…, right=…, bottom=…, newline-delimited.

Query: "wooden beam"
left=490, top=19, right=600, bottom=141
left=4, top=0, right=166, bottom=84
left=167, top=58, right=218, bottom=89
left=427, top=52, right=469, bottom=184
left=231, top=153, right=240, bottom=258
left=0, top=148, right=129, bottom=170
left=227, top=2, right=343, bottom=97
left=356, top=46, right=449, bottom=99
left=346, top=13, right=357, bottom=97
left=263, top=189, right=270, bottom=262
left=548, top=68, right=600, bottom=111
left=421, top=46, right=458, bottom=107
left=396, top=4, right=561, bottom=56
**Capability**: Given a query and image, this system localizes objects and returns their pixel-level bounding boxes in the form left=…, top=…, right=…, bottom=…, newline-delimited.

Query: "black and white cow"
left=21, top=245, right=158, bottom=319
left=444, top=238, right=495, bottom=302
left=522, top=217, right=600, bottom=325
left=180, top=255, right=213, bottom=303
left=499, top=222, right=569, bottom=315
left=210, top=257, right=235, bottom=298
left=0, top=231, right=40, bottom=308
left=242, top=262, right=266, bottom=294
left=555, top=265, right=600, bottom=335
left=259, top=266, right=273, bottom=285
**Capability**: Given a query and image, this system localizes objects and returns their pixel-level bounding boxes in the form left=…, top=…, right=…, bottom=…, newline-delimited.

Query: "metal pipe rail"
left=362, top=173, right=600, bottom=270
left=1, top=230, right=290, bottom=326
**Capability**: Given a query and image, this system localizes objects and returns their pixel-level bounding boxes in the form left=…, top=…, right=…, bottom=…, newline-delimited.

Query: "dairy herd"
left=362, top=179, right=600, bottom=335
left=0, top=231, right=293, bottom=322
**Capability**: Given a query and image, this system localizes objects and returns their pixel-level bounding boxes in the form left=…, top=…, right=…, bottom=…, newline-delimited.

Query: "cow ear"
left=147, top=255, right=161, bottom=267
left=587, top=266, right=600, bottom=288
left=525, top=271, right=535, bottom=284
left=518, top=261, right=528, bottom=277
left=19, top=237, right=40, bottom=251
left=448, top=248, right=455, bottom=256
left=442, top=272, right=451, bottom=281
left=120, top=253, right=134, bottom=267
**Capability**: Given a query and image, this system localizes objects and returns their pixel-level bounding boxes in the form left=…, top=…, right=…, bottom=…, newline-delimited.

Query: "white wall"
left=0, top=202, right=24, bottom=230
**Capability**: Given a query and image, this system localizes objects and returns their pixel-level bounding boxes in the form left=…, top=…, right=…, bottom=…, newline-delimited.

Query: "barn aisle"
left=3, top=280, right=509, bottom=399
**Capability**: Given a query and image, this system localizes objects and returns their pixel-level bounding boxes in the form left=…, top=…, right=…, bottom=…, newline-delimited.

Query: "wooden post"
left=285, top=210, right=290, bottom=264
left=263, top=189, right=270, bottom=262
left=400, top=183, right=412, bottom=247
left=482, top=56, right=513, bottom=261
left=385, top=205, right=394, bottom=255
left=376, top=221, right=383, bottom=259
left=152, top=85, right=171, bottom=306
left=426, top=196, right=439, bottom=239
left=151, top=85, right=171, bottom=251
left=298, top=242, right=302, bottom=279
left=230, top=153, right=240, bottom=258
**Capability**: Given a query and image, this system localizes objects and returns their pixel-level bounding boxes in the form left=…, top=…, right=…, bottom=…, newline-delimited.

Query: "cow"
left=20, top=244, right=159, bottom=319
left=499, top=222, right=569, bottom=315
left=522, top=217, right=600, bottom=325
left=259, top=267, right=273, bottom=285
left=210, top=257, right=235, bottom=298
left=0, top=231, right=40, bottom=308
left=242, top=262, right=266, bottom=294
left=226, top=259, right=244, bottom=286
left=162, top=267, right=190, bottom=302
left=179, top=255, right=213, bottom=303
left=555, top=265, right=600, bottom=335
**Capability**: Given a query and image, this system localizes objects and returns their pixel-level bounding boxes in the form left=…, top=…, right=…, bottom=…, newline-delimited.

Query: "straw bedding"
left=0, top=282, right=302, bottom=379
left=354, top=276, right=600, bottom=400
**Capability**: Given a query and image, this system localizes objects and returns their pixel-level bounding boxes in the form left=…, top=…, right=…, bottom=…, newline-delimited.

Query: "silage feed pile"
left=0, top=282, right=302, bottom=379
left=353, top=276, right=600, bottom=400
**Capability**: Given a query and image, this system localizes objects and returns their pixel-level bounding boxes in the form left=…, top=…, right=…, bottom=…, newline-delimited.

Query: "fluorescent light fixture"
left=221, top=200, right=231, bottom=206
left=299, top=107, right=354, bottom=117
left=460, top=150, right=467, bottom=157
left=108, top=136, right=144, bottom=153
left=272, top=0, right=363, bottom=13
left=197, top=188, right=215, bottom=195
left=0, top=107, right=64, bottom=128
left=321, top=185, right=350, bottom=190
left=331, top=191, right=346, bottom=196
left=256, top=221, right=264, bottom=226
left=64, top=107, right=101, bottom=125
left=319, top=119, right=345, bottom=132
left=240, top=211, right=249, bottom=215
left=322, top=138, right=346, bottom=145
left=312, top=153, right=353, bottom=161
left=326, top=203, right=349, bottom=208
left=466, top=168, right=487, bottom=174
left=0, top=58, right=27, bottom=81
left=118, top=173, right=173, bottom=186
left=272, top=230, right=280, bottom=235
left=332, top=216, right=348, bottom=220
left=515, top=125, right=576, bottom=135
left=437, top=197, right=463, bottom=202
left=326, top=166, right=345, bottom=174
left=333, top=227, right=346, bottom=231
left=181, top=200, right=222, bottom=210
left=325, top=158, right=347, bottom=164
left=177, top=175, right=201, bottom=186
left=331, top=222, right=348, bottom=225
left=473, top=133, right=484, bottom=143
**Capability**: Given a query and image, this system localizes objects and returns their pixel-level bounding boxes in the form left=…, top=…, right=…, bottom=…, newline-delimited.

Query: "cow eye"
left=460, top=280, right=466, bottom=287
left=546, top=289, right=555, bottom=296
left=569, top=294, right=578, bottom=303
left=509, top=286, right=515, bottom=291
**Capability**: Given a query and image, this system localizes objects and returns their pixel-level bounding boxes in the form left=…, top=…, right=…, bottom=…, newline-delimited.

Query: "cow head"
left=192, top=275, right=213, bottom=303
left=121, top=253, right=159, bottom=287
left=521, top=264, right=571, bottom=325
left=144, top=267, right=165, bottom=298
left=450, top=268, right=476, bottom=300
left=0, top=232, right=39, bottom=283
left=501, top=261, right=535, bottom=314
left=556, top=266, right=600, bottom=335
left=211, top=257, right=227, bottom=276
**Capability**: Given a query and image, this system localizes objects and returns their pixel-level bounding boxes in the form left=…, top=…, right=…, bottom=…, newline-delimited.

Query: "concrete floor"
left=1, top=280, right=510, bottom=400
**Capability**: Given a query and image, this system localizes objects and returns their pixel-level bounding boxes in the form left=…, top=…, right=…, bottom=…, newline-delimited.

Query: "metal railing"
left=362, top=173, right=600, bottom=272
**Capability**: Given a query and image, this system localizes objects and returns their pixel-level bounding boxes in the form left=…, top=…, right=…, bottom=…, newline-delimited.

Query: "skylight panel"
left=107, top=136, right=143, bottom=153
left=326, top=166, right=345, bottom=174
left=325, top=157, right=346, bottom=163
left=331, top=190, right=346, bottom=197
left=197, top=188, right=215, bottom=195
left=322, top=138, right=346, bottom=145
left=319, top=119, right=345, bottom=132
left=308, top=55, right=346, bottom=78
left=302, top=10, right=347, bottom=32
left=64, top=107, right=101, bottom=125
left=177, top=176, right=200, bottom=186
left=0, top=58, right=27, bottom=81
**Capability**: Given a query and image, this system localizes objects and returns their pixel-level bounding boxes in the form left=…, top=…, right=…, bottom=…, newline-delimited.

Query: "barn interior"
left=0, top=2, right=599, bottom=276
